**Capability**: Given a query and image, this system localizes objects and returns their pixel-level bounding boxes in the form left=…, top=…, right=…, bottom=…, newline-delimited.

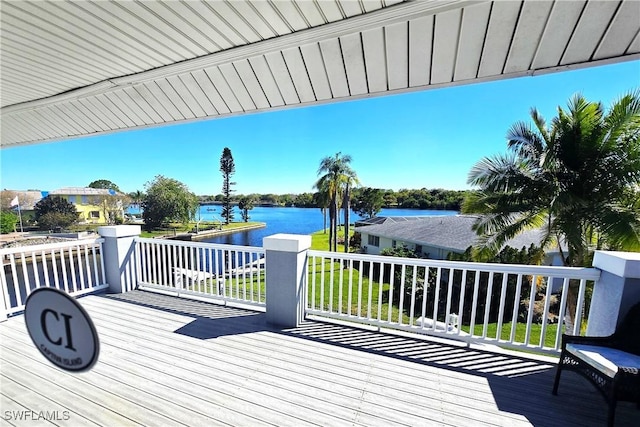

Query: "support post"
left=263, top=233, right=311, bottom=328
left=97, top=225, right=141, bottom=294
left=588, top=251, right=640, bottom=335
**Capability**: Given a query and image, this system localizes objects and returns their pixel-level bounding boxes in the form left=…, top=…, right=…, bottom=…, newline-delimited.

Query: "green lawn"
left=460, top=322, right=560, bottom=348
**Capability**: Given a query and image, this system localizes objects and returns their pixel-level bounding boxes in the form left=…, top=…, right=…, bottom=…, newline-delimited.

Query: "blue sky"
left=1, top=60, right=638, bottom=196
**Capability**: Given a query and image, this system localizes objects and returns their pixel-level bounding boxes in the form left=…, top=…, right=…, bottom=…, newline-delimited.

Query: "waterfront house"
left=48, top=187, right=125, bottom=225
left=357, top=215, right=564, bottom=262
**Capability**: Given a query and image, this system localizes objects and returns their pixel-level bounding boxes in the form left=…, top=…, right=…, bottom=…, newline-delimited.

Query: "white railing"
left=1, top=238, right=107, bottom=317
left=306, top=250, right=600, bottom=354
left=135, top=238, right=266, bottom=308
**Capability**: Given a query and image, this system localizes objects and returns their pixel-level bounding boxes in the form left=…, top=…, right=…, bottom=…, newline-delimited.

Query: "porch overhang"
left=1, top=0, right=639, bottom=148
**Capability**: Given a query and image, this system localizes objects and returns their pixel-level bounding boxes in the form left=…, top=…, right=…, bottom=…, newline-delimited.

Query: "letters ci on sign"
left=24, top=288, right=99, bottom=372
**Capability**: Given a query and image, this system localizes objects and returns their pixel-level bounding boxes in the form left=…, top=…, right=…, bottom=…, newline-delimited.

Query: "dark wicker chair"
left=552, top=301, right=640, bottom=426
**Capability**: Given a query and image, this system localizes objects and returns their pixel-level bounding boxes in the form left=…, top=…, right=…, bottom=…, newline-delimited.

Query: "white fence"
left=306, top=250, right=600, bottom=354
left=1, top=238, right=107, bottom=317
left=135, top=238, right=266, bottom=308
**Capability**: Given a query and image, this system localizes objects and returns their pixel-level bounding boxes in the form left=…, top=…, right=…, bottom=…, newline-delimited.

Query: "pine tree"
left=219, top=147, right=236, bottom=224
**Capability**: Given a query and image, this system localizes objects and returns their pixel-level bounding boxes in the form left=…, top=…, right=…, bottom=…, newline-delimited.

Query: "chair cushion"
left=566, top=344, right=640, bottom=378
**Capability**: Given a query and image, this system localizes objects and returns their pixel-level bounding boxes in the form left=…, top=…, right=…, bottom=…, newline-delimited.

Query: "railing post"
left=263, top=233, right=311, bottom=328
left=588, top=251, right=640, bottom=335
left=98, top=225, right=141, bottom=294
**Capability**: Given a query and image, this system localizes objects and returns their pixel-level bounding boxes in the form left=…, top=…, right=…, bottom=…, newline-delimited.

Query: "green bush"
left=0, top=211, right=18, bottom=233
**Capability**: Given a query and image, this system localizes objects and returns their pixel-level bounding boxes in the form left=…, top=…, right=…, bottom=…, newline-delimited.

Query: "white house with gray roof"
left=357, top=215, right=563, bottom=264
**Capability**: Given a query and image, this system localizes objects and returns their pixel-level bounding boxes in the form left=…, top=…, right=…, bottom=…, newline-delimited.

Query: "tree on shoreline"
left=142, top=175, right=198, bottom=230
left=238, top=196, right=255, bottom=222
left=220, top=147, right=236, bottom=224
left=315, top=152, right=358, bottom=252
left=351, top=187, right=385, bottom=219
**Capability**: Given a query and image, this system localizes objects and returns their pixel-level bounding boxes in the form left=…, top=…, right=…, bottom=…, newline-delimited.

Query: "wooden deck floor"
left=1, top=290, right=638, bottom=426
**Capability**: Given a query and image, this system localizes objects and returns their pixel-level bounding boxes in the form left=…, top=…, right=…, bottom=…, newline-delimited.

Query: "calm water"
left=196, top=206, right=458, bottom=247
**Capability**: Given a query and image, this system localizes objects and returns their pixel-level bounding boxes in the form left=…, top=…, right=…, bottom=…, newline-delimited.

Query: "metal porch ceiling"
left=1, top=0, right=639, bottom=148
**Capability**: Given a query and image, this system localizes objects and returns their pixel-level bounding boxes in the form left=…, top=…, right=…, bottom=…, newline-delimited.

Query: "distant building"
left=356, top=215, right=564, bottom=265
left=47, top=187, right=124, bottom=224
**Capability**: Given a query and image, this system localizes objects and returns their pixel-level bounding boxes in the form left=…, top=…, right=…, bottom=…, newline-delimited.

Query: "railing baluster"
left=310, top=254, right=316, bottom=311
left=482, top=272, right=494, bottom=338
left=539, top=275, right=554, bottom=347
left=51, top=248, right=60, bottom=290
left=9, top=254, right=21, bottom=306
left=328, top=256, right=334, bottom=313
left=456, top=269, right=468, bottom=336
left=496, top=273, right=509, bottom=341
left=68, top=246, right=78, bottom=293
left=320, top=255, right=325, bottom=312
left=573, top=278, right=587, bottom=336
left=444, top=268, right=454, bottom=333
left=555, top=277, right=570, bottom=348
left=387, top=262, right=395, bottom=323
left=432, top=267, right=442, bottom=331
left=60, top=248, right=69, bottom=293
left=420, top=266, right=429, bottom=330
left=75, top=244, right=85, bottom=291
left=83, top=245, right=92, bottom=289
left=41, top=250, right=50, bottom=288
left=0, top=257, right=11, bottom=312
left=409, top=265, right=418, bottom=326
left=20, top=252, right=30, bottom=296
left=398, top=264, right=406, bottom=325
left=31, top=250, right=41, bottom=290
left=469, top=270, right=481, bottom=337
left=377, top=260, right=383, bottom=321
left=524, top=275, right=539, bottom=345
left=509, top=274, right=523, bottom=343
left=338, top=258, right=344, bottom=314
left=348, top=259, right=354, bottom=316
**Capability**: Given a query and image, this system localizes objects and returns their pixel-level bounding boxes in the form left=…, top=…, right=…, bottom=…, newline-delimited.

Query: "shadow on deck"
left=104, top=291, right=639, bottom=426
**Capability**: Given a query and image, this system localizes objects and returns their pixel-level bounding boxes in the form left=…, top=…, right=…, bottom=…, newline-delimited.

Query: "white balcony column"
left=97, top=225, right=141, bottom=294
left=588, top=251, right=640, bottom=335
left=263, top=234, right=311, bottom=328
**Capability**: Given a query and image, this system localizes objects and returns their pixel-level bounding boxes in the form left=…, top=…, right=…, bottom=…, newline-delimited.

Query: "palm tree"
left=464, top=91, right=640, bottom=264
left=463, top=91, right=640, bottom=329
left=315, top=152, right=358, bottom=252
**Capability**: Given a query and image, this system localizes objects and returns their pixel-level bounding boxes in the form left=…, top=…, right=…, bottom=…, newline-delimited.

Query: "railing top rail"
left=135, top=237, right=264, bottom=253
left=307, top=249, right=600, bottom=280
left=0, top=237, right=105, bottom=255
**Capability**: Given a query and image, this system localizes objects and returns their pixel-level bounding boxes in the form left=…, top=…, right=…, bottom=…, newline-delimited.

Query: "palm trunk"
left=343, top=184, right=350, bottom=253
left=322, top=207, right=327, bottom=234
left=331, top=197, right=338, bottom=252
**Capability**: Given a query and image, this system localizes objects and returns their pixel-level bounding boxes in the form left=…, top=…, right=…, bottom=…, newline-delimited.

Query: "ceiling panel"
left=362, top=27, right=387, bottom=93
left=282, top=48, right=316, bottom=104
left=408, top=15, right=433, bottom=87
left=478, top=1, right=522, bottom=78
left=320, top=38, right=350, bottom=98
left=594, top=0, right=640, bottom=59
left=265, top=52, right=301, bottom=105
left=454, top=3, right=491, bottom=81
left=203, top=67, right=244, bottom=114
left=301, top=43, right=333, bottom=101
left=386, top=22, right=409, bottom=90
left=562, top=0, right=620, bottom=65
left=432, top=9, right=461, bottom=84
left=504, top=1, right=553, bottom=74
left=2, top=0, right=638, bottom=148
left=341, top=33, right=368, bottom=96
